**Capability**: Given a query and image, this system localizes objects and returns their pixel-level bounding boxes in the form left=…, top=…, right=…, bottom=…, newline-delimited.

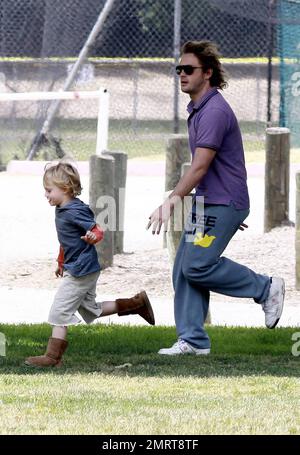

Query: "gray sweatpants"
left=48, top=271, right=102, bottom=326
left=173, top=202, right=270, bottom=349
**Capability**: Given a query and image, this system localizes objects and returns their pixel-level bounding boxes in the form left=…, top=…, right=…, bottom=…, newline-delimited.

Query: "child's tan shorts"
left=48, top=271, right=102, bottom=326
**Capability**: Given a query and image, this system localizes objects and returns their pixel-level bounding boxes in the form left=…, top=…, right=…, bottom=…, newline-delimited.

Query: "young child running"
left=25, top=161, right=155, bottom=368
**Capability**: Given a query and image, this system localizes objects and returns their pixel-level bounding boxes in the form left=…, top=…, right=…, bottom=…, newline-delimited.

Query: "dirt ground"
left=0, top=166, right=299, bottom=309
left=1, top=225, right=299, bottom=307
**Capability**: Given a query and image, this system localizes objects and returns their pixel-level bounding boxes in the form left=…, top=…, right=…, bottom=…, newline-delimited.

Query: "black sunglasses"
left=175, top=65, right=203, bottom=75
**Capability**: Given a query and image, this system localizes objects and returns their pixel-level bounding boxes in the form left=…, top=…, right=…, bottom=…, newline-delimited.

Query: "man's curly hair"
left=181, top=40, right=228, bottom=89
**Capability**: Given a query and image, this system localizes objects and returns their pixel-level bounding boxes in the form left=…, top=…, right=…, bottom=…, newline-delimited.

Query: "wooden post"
left=296, top=173, right=300, bottom=289
left=264, top=127, right=290, bottom=232
left=0, top=154, right=6, bottom=172
left=166, top=161, right=192, bottom=263
left=103, top=150, right=127, bottom=254
left=164, top=134, right=191, bottom=249
left=165, top=134, right=191, bottom=192
left=181, top=162, right=191, bottom=177
left=89, top=154, right=115, bottom=269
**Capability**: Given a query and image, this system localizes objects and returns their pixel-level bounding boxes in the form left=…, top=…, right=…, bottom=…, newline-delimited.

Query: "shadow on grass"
left=0, top=323, right=299, bottom=378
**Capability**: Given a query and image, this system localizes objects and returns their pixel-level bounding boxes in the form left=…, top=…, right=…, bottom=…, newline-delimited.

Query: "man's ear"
left=204, top=68, right=213, bottom=81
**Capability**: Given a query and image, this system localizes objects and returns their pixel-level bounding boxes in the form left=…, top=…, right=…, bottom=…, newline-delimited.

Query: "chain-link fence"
left=278, top=0, right=300, bottom=145
left=0, top=0, right=298, bottom=164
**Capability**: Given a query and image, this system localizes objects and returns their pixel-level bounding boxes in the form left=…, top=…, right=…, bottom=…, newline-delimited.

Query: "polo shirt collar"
left=187, top=87, right=218, bottom=114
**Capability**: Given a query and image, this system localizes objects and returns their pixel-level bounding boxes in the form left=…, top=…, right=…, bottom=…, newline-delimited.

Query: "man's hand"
left=147, top=199, right=175, bottom=235
left=238, top=223, right=248, bottom=231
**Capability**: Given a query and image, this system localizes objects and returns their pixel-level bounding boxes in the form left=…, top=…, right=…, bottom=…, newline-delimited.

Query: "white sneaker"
left=262, top=277, right=285, bottom=329
left=158, top=339, right=210, bottom=356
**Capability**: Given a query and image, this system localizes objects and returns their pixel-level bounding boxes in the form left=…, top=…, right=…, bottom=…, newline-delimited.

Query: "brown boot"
left=24, top=337, right=68, bottom=368
left=116, top=290, right=155, bottom=325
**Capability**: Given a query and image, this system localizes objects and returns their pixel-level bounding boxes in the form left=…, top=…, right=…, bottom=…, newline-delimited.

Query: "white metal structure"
left=0, top=88, right=109, bottom=157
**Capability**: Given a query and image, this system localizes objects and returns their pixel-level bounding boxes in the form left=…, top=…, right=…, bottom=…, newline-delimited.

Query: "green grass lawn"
left=0, top=324, right=299, bottom=435
left=0, top=118, right=265, bottom=163
left=1, top=118, right=300, bottom=164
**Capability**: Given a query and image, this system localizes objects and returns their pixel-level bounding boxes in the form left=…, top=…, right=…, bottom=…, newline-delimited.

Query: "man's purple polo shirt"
left=187, top=87, right=250, bottom=209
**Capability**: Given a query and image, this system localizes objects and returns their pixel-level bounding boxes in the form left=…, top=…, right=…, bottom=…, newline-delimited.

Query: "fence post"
left=0, top=154, right=6, bottom=172
left=89, top=154, right=115, bottom=269
left=165, top=134, right=190, bottom=246
left=103, top=150, right=127, bottom=254
left=296, top=173, right=300, bottom=289
left=0, top=332, right=6, bottom=357
left=264, top=127, right=290, bottom=232
left=166, top=160, right=192, bottom=263
left=165, top=134, right=190, bottom=193
left=173, top=0, right=182, bottom=134
left=165, top=134, right=191, bottom=250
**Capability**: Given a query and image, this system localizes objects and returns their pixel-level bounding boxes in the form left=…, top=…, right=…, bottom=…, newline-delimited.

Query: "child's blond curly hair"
left=43, top=161, right=82, bottom=197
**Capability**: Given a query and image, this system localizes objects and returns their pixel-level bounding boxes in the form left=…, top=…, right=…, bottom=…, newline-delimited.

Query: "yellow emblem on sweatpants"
left=193, top=232, right=216, bottom=247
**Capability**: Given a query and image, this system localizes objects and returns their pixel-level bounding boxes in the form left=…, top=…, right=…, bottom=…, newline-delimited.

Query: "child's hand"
left=81, top=230, right=98, bottom=244
left=81, top=225, right=104, bottom=245
left=55, top=265, right=63, bottom=277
